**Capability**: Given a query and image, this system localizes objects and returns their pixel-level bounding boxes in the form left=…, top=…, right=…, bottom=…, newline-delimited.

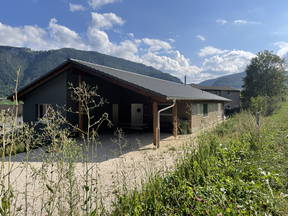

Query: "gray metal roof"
left=70, top=59, right=230, bottom=102
left=190, top=84, right=240, bottom=92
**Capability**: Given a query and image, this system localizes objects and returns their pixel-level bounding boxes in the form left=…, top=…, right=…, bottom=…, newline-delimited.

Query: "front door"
left=131, top=104, right=143, bottom=126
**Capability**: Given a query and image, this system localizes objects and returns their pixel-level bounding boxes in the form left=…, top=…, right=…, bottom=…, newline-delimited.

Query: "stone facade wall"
left=176, top=101, right=224, bottom=134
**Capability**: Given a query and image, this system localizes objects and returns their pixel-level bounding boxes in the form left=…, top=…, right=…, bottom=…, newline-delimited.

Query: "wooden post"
left=78, top=72, right=84, bottom=131
left=152, top=101, right=158, bottom=146
left=172, top=102, right=178, bottom=137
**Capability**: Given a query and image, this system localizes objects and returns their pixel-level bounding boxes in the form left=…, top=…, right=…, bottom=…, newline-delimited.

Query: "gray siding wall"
left=23, top=72, right=67, bottom=123
left=221, top=91, right=240, bottom=109
left=205, top=90, right=240, bottom=110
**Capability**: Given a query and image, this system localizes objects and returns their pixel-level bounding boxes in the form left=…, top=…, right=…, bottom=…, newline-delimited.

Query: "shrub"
left=250, top=95, right=282, bottom=116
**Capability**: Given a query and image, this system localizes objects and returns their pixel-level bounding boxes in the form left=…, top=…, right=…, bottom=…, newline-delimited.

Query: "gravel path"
left=1, top=132, right=196, bottom=215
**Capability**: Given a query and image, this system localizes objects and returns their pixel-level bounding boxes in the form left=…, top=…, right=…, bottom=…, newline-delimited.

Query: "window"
left=203, top=104, right=208, bottom=117
left=192, top=103, right=198, bottom=115
left=36, top=104, right=50, bottom=119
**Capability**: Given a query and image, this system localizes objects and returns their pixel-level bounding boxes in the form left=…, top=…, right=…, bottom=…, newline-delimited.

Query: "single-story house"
left=190, top=84, right=240, bottom=111
left=9, top=59, right=230, bottom=147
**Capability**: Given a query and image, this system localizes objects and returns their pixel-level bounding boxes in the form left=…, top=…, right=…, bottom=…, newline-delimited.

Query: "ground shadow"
left=6, top=130, right=172, bottom=163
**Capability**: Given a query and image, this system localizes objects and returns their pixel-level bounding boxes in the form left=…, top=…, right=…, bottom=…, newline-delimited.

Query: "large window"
left=203, top=104, right=208, bottom=117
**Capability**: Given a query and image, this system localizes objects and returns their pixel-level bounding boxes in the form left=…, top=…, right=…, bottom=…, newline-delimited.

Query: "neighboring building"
left=9, top=59, right=230, bottom=147
left=190, top=84, right=241, bottom=111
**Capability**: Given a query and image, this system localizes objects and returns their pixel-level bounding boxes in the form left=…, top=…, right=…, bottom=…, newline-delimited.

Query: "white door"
left=131, top=104, right=143, bottom=126
left=112, top=104, right=119, bottom=124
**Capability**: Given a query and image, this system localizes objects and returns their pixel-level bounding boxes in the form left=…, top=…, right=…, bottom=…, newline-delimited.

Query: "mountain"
left=0, top=46, right=182, bottom=96
left=198, top=72, right=245, bottom=89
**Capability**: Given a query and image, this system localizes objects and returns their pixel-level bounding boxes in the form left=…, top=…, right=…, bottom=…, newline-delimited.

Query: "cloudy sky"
left=1, top=0, right=288, bottom=83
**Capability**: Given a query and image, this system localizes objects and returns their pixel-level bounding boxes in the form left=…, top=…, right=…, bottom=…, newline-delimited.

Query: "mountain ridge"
left=0, top=46, right=182, bottom=96
left=198, top=72, right=245, bottom=89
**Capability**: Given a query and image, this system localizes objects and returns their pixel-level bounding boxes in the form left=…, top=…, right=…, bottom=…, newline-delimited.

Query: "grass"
left=111, top=102, right=288, bottom=215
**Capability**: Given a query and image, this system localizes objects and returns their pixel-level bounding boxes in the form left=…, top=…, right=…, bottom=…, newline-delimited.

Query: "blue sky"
left=1, top=0, right=288, bottom=83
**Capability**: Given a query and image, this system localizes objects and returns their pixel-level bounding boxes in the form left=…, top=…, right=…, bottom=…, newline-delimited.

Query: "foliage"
left=111, top=103, right=288, bottom=215
left=0, top=46, right=181, bottom=97
left=0, top=81, right=112, bottom=215
left=250, top=95, right=282, bottom=116
left=178, top=119, right=191, bottom=135
left=242, top=50, right=287, bottom=109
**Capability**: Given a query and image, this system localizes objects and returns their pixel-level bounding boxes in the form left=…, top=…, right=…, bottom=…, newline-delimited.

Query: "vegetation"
left=0, top=45, right=181, bottom=97
left=0, top=81, right=114, bottom=215
left=242, top=50, right=288, bottom=113
left=111, top=102, right=288, bottom=215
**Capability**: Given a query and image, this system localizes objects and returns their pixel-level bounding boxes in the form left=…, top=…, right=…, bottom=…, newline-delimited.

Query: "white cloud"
left=216, top=19, right=228, bottom=25
left=142, top=38, right=172, bottom=52
left=233, top=19, right=260, bottom=25
left=0, top=22, right=53, bottom=50
left=198, top=46, right=226, bottom=57
left=88, top=0, right=120, bottom=9
left=69, top=3, right=86, bottom=12
left=168, top=38, right=175, bottom=43
left=127, top=32, right=134, bottom=38
left=2, top=13, right=256, bottom=84
left=201, top=48, right=255, bottom=75
left=48, top=18, right=87, bottom=50
left=196, top=35, right=206, bottom=41
left=274, top=41, right=288, bottom=58
left=141, top=51, right=202, bottom=78
left=90, top=12, right=125, bottom=29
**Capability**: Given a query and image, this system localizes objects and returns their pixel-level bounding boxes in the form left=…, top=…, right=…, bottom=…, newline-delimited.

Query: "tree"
left=242, top=50, right=287, bottom=108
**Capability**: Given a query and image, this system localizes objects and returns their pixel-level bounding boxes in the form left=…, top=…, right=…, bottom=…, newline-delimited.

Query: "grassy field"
left=111, top=102, right=288, bottom=215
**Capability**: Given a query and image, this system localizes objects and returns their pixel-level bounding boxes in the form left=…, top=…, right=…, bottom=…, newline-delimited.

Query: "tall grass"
left=111, top=105, right=288, bottom=215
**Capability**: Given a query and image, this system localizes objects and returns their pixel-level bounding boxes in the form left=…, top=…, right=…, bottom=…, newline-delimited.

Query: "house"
left=190, top=84, right=240, bottom=112
left=9, top=59, right=230, bottom=147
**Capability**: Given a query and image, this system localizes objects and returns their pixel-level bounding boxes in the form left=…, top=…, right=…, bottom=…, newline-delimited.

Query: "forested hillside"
left=199, top=72, right=245, bottom=89
left=0, top=46, right=182, bottom=96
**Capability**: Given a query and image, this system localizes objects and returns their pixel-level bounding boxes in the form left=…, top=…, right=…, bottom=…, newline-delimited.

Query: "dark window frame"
left=203, top=104, right=208, bottom=117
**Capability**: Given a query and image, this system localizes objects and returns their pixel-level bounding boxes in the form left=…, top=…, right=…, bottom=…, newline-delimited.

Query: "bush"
left=250, top=95, right=282, bottom=116
left=178, top=119, right=191, bottom=134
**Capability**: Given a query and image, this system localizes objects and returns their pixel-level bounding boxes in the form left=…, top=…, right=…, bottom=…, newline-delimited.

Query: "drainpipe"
left=157, top=100, right=176, bottom=148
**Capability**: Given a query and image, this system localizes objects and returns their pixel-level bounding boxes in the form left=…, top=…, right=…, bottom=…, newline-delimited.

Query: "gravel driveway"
left=2, top=132, right=196, bottom=215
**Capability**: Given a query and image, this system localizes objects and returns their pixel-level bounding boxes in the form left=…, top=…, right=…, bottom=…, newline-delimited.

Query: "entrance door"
left=131, top=104, right=143, bottom=126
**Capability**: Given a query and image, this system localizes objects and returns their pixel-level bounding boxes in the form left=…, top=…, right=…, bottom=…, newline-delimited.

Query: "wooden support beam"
left=78, top=72, right=84, bottom=131
left=172, top=102, right=178, bottom=137
left=152, top=101, right=158, bottom=146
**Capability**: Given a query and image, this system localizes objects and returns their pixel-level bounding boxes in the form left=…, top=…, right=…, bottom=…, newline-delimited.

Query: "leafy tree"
left=242, top=50, right=287, bottom=108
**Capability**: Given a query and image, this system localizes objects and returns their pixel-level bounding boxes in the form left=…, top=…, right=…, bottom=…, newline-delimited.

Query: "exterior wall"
left=66, top=69, right=154, bottom=131
left=206, top=90, right=240, bottom=110
left=190, top=101, right=224, bottom=133
left=22, top=72, right=68, bottom=122
left=191, top=101, right=224, bottom=133
left=173, top=101, right=224, bottom=134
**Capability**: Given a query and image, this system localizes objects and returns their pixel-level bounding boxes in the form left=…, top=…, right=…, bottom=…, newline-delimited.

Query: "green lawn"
left=111, top=102, right=288, bottom=215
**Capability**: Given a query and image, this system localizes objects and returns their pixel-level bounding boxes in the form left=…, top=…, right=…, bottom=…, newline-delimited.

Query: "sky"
left=1, top=0, right=288, bottom=83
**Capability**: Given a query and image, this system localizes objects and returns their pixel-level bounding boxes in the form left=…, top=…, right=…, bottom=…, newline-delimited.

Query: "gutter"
left=156, top=99, right=176, bottom=148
